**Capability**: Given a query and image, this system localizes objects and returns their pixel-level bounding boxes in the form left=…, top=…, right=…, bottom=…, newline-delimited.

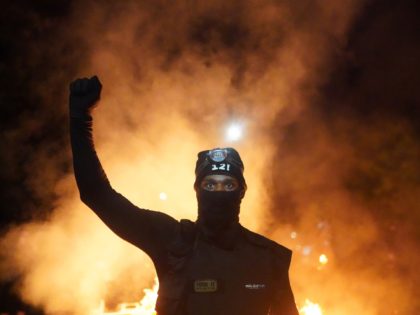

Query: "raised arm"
left=69, top=76, right=177, bottom=260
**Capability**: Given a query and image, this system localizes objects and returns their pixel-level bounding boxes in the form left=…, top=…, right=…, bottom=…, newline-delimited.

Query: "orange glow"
left=0, top=2, right=415, bottom=315
left=299, top=299, right=323, bottom=315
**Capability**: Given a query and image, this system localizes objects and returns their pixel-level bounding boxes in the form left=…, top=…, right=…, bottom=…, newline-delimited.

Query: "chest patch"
left=194, top=279, right=218, bottom=293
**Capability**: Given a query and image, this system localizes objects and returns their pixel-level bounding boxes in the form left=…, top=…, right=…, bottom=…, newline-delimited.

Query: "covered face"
left=194, top=148, right=247, bottom=229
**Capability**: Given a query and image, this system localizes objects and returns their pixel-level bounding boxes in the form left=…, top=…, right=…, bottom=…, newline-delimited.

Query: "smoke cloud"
left=1, top=0, right=419, bottom=314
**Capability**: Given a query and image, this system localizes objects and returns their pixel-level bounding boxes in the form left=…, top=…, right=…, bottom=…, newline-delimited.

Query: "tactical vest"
left=155, top=220, right=292, bottom=315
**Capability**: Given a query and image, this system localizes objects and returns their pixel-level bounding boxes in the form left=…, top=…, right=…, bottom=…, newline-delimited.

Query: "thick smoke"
left=1, top=0, right=419, bottom=314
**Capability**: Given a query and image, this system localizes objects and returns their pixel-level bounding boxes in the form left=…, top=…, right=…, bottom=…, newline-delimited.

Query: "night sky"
left=0, top=0, right=419, bottom=314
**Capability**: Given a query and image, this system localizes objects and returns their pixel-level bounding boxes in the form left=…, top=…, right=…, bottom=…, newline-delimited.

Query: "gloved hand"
left=69, top=75, right=102, bottom=118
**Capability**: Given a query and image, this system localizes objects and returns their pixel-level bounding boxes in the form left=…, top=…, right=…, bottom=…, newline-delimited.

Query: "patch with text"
left=244, top=283, right=266, bottom=290
left=194, top=279, right=218, bottom=293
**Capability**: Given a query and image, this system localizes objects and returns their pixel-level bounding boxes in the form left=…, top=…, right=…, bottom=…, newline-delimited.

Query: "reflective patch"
left=208, top=149, right=228, bottom=162
left=194, top=279, right=218, bottom=293
left=245, top=284, right=266, bottom=290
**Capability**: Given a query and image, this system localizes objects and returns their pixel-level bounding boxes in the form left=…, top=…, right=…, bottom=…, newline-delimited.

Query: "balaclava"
left=194, top=148, right=247, bottom=231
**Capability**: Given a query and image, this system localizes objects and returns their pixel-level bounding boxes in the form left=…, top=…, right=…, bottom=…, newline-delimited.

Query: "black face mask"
left=197, top=189, right=243, bottom=230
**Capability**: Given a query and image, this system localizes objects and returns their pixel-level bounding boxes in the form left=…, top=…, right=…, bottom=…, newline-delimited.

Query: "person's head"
left=194, top=148, right=247, bottom=229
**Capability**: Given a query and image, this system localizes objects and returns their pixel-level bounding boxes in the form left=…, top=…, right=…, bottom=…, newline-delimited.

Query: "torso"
left=184, top=235, right=274, bottom=315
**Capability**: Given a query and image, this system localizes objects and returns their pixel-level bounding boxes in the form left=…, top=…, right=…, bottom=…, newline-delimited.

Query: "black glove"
left=69, top=75, right=102, bottom=118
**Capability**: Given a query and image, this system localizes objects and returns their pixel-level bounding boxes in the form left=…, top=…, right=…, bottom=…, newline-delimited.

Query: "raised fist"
left=69, top=75, right=102, bottom=118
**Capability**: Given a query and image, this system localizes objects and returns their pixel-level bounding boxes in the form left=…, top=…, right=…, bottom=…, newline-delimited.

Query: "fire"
left=299, top=299, right=323, bottom=315
left=139, top=278, right=159, bottom=314
left=92, top=280, right=324, bottom=315
left=92, top=278, right=159, bottom=315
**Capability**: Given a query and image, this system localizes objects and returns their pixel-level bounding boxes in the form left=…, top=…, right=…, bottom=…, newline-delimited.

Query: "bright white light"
left=319, top=254, right=328, bottom=265
left=159, top=192, right=167, bottom=201
left=226, top=124, right=243, bottom=141
left=299, top=299, right=323, bottom=315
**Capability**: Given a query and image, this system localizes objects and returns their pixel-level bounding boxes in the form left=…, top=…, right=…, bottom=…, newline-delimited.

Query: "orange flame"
left=299, top=299, right=323, bottom=315
left=92, top=278, right=159, bottom=315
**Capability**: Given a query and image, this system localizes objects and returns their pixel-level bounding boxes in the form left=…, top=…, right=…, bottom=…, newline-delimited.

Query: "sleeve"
left=270, top=248, right=299, bottom=315
left=70, top=116, right=178, bottom=261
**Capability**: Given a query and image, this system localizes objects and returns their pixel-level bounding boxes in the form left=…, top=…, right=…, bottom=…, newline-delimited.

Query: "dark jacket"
left=70, top=116, right=299, bottom=315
